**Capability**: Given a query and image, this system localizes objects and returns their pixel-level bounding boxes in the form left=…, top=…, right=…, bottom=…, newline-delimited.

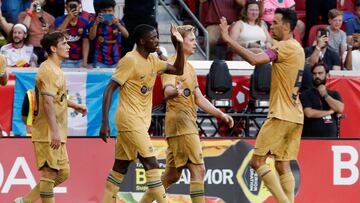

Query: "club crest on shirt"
left=78, top=28, right=84, bottom=34
left=141, top=85, right=148, bottom=94
left=98, top=36, right=104, bottom=43
left=113, top=29, right=119, bottom=36
left=183, top=88, right=191, bottom=97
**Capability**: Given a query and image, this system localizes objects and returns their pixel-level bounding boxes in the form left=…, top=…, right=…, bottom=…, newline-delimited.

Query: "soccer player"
left=220, top=8, right=305, bottom=203
left=99, top=24, right=184, bottom=203
left=141, top=25, right=234, bottom=203
left=14, top=31, right=87, bottom=203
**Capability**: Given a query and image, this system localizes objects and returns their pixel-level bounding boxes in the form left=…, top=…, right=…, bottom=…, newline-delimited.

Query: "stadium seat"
left=247, top=63, right=272, bottom=113
left=295, top=0, right=306, bottom=23
left=307, top=24, right=328, bottom=47
left=206, top=60, right=233, bottom=109
left=293, top=27, right=303, bottom=46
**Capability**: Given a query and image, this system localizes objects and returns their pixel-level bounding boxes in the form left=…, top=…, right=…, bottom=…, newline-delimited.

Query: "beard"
left=313, top=78, right=326, bottom=87
left=13, top=38, right=24, bottom=45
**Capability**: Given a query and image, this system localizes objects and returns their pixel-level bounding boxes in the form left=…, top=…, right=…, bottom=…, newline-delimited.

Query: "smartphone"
left=320, top=29, right=328, bottom=37
left=101, top=14, right=113, bottom=21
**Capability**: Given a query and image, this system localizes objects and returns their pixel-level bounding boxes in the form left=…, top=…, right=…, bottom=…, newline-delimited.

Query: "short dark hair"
left=94, top=0, right=115, bottom=13
left=40, top=31, right=67, bottom=56
left=66, top=0, right=80, bottom=4
left=275, top=8, right=298, bottom=31
left=312, top=61, right=329, bottom=74
left=133, top=24, right=156, bottom=45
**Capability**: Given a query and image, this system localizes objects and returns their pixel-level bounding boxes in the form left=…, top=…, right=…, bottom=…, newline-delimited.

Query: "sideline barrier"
left=0, top=137, right=359, bottom=203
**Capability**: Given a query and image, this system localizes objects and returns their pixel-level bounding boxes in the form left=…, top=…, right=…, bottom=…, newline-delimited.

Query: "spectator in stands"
left=343, top=31, right=360, bottom=70
left=0, top=23, right=36, bottom=67
left=200, top=0, right=245, bottom=59
left=0, top=8, right=14, bottom=38
left=55, top=0, right=90, bottom=68
left=304, top=0, right=336, bottom=43
left=89, top=0, right=129, bottom=68
left=327, top=9, right=347, bottom=57
left=18, top=0, right=55, bottom=64
left=300, top=62, right=344, bottom=138
left=120, top=0, right=158, bottom=57
left=0, top=53, right=7, bottom=86
left=261, top=0, right=305, bottom=40
left=1, top=0, right=31, bottom=24
left=346, top=1, right=360, bottom=42
left=305, top=28, right=341, bottom=70
left=230, top=0, right=272, bottom=60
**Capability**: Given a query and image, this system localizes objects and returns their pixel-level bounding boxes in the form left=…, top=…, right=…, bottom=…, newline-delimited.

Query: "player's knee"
left=250, top=156, right=264, bottom=170
left=162, top=170, right=181, bottom=185
left=39, top=177, right=55, bottom=199
left=139, top=156, right=159, bottom=170
left=113, top=159, right=131, bottom=174
left=275, top=161, right=291, bottom=175
left=188, top=164, right=206, bottom=181
left=54, top=168, right=70, bottom=186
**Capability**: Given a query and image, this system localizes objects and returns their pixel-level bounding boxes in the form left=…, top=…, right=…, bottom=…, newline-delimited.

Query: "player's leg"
left=276, top=161, right=294, bottom=203
left=102, top=132, right=132, bottom=203
left=101, top=159, right=131, bottom=203
left=187, top=163, right=205, bottom=203
left=275, top=122, right=302, bottom=203
left=250, top=118, right=290, bottom=203
left=39, top=166, right=57, bottom=203
left=138, top=156, right=168, bottom=203
left=185, top=134, right=205, bottom=203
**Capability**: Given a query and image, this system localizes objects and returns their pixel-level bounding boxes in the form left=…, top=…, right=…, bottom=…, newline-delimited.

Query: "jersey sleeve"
left=112, top=57, right=135, bottom=86
left=38, top=65, right=58, bottom=97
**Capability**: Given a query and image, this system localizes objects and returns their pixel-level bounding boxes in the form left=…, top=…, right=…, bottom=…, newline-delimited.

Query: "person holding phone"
left=18, top=0, right=55, bottom=65
left=343, top=31, right=360, bottom=70
left=55, top=0, right=90, bottom=68
left=89, top=0, right=129, bottom=68
left=304, top=27, right=341, bottom=70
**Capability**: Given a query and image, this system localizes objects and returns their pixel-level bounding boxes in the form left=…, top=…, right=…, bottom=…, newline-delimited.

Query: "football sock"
left=23, top=183, right=40, bottom=203
left=101, top=170, right=124, bottom=203
left=142, top=169, right=168, bottom=203
left=190, top=181, right=205, bottom=203
left=280, top=172, right=295, bottom=203
left=39, top=177, right=55, bottom=203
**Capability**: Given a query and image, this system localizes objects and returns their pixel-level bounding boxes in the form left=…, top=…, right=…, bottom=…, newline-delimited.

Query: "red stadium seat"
left=295, top=0, right=306, bottom=23
left=293, top=27, right=303, bottom=46
left=307, top=24, right=328, bottom=47
left=337, top=0, right=355, bottom=12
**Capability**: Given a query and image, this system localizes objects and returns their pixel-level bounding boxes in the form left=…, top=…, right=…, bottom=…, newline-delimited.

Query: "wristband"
left=315, top=46, right=321, bottom=51
left=26, top=9, right=34, bottom=17
left=323, top=93, right=329, bottom=99
left=347, top=45, right=353, bottom=50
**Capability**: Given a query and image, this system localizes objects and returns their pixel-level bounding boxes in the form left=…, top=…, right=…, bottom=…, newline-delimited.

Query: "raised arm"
left=220, top=17, right=270, bottom=65
left=163, top=24, right=184, bottom=75
left=99, top=80, right=120, bottom=142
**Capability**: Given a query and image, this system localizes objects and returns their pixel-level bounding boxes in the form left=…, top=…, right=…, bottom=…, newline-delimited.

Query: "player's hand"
left=50, top=129, right=61, bottom=150
left=317, top=84, right=327, bottom=97
left=99, top=123, right=110, bottom=143
left=170, top=23, right=183, bottom=43
left=111, top=16, right=119, bottom=25
left=68, top=8, right=79, bottom=20
left=176, top=81, right=184, bottom=96
left=219, top=17, right=231, bottom=43
left=74, top=104, right=87, bottom=117
left=220, top=113, right=234, bottom=128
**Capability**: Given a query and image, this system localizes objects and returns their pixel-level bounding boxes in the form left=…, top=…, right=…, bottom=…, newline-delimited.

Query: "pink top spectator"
left=262, top=0, right=295, bottom=24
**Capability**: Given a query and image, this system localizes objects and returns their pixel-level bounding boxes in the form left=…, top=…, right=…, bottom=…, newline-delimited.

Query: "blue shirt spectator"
left=1, top=0, right=31, bottom=24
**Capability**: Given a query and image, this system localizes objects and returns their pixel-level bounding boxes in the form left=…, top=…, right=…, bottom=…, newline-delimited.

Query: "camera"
left=34, top=1, right=42, bottom=13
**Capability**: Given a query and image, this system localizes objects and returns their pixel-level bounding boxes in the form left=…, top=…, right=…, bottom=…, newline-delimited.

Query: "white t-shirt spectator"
left=0, top=43, right=34, bottom=67
left=343, top=50, right=360, bottom=71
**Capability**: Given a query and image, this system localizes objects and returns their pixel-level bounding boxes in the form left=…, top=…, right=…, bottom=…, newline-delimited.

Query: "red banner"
left=0, top=138, right=359, bottom=203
